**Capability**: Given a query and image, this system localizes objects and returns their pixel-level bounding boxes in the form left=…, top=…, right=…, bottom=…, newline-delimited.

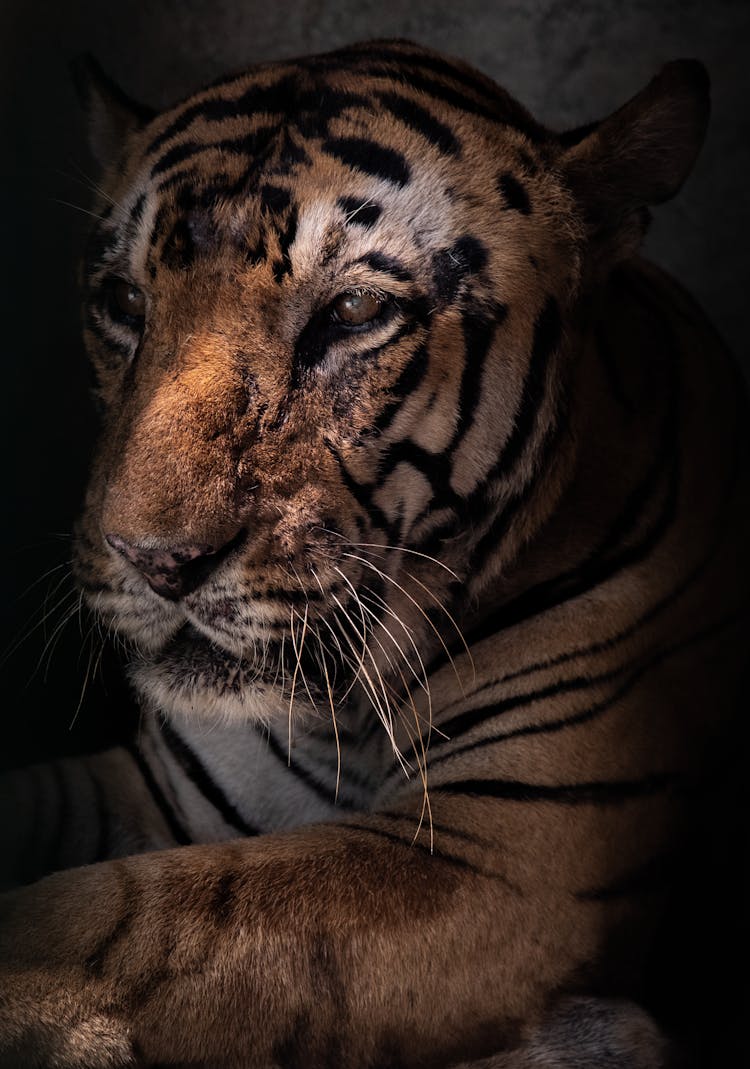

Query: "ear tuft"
left=70, top=54, right=155, bottom=171
left=561, top=60, right=710, bottom=270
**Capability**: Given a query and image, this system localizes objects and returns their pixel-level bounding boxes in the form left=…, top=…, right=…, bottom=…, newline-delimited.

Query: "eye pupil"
left=333, top=291, right=384, bottom=326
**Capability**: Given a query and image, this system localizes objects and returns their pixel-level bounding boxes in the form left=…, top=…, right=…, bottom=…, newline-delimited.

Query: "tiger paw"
left=0, top=1000, right=136, bottom=1069
left=0, top=881, right=138, bottom=1068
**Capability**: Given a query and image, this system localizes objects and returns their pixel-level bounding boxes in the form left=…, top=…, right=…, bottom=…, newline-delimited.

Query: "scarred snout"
left=96, top=324, right=337, bottom=602
left=96, top=324, right=266, bottom=585
left=105, top=530, right=245, bottom=600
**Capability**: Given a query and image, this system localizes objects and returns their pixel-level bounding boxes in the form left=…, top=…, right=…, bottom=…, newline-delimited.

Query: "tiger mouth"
left=141, top=621, right=349, bottom=702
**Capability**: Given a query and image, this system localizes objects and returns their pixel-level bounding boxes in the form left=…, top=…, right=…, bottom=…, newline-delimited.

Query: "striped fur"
left=0, top=41, right=746, bottom=1068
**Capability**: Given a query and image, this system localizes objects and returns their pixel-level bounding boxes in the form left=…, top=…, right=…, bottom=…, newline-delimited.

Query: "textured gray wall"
left=1, top=0, right=748, bottom=762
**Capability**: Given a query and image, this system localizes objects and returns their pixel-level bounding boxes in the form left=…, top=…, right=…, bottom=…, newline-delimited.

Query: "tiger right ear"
left=560, top=60, right=710, bottom=272
left=70, top=55, right=155, bottom=171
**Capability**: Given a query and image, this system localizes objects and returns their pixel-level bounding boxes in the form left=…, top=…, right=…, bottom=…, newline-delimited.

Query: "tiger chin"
left=0, top=39, right=747, bottom=1069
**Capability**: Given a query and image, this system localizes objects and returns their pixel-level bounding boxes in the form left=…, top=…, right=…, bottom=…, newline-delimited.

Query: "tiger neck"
left=455, top=261, right=673, bottom=647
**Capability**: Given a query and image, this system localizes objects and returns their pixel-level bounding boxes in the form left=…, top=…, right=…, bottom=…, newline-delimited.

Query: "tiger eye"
left=332, top=291, right=384, bottom=326
left=112, top=280, right=146, bottom=319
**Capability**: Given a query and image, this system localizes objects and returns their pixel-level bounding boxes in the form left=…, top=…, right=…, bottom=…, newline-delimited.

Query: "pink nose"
left=105, top=531, right=244, bottom=600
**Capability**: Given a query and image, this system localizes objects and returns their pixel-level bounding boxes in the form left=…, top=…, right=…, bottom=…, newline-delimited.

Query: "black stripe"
left=317, top=46, right=547, bottom=142
left=373, top=341, right=429, bottom=433
left=378, top=438, right=453, bottom=487
left=457, top=453, right=679, bottom=665
left=150, top=125, right=279, bottom=177
left=263, top=727, right=354, bottom=809
left=417, top=297, right=562, bottom=561
left=466, top=400, right=570, bottom=577
left=376, top=91, right=461, bottom=155
left=378, top=812, right=496, bottom=847
left=259, top=183, right=291, bottom=213
left=435, top=662, right=626, bottom=745
left=154, top=172, right=235, bottom=205
left=243, top=583, right=332, bottom=606
left=451, top=303, right=506, bottom=449
left=338, top=197, right=382, bottom=228
left=357, top=251, right=412, bottom=282
left=322, top=137, right=410, bottom=186
left=146, top=75, right=300, bottom=156
left=373, top=50, right=541, bottom=137
left=431, top=236, right=488, bottom=304
left=84, top=308, right=134, bottom=362
left=129, top=193, right=146, bottom=225
left=490, top=296, right=561, bottom=481
left=85, top=225, right=120, bottom=269
left=326, top=440, right=398, bottom=539
left=293, top=310, right=415, bottom=383
left=83, top=866, right=137, bottom=975
left=504, top=456, right=674, bottom=630
left=436, top=773, right=673, bottom=805
left=427, top=606, right=748, bottom=767
left=151, top=139, right=209, bottom=176
left=483, top=423, right=741, bottom=692
left=275, top=128, right=312, bottom=168
left=158, top=722, right=258, bottom=836
left=450, top=293, right=681, bottom=655
left=125, top=743, right=191, bottom=845
left=272, top=204, right=298, bottom=283
left=292, top=89, right=373, bottom=139
left=317, top=44, right=503, bottom=103
left=497, top=171, right=532, bottom=215
left=343, top=821, right=508, bottom=880
left=148, top=202, right=172, bottom=247
left=464, top=480, right=535, bottom=572
left=358, top=64, right=542, bottom=140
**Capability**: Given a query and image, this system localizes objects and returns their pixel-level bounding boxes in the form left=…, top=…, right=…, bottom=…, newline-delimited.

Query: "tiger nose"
left=105, top=530, right=244, bottom=600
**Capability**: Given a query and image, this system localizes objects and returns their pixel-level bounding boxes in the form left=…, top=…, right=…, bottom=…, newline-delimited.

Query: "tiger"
left=0, top=37, right=747, bottom=1069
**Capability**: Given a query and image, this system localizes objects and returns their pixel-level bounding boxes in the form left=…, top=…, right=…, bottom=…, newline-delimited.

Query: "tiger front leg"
left=0, top=813, right=628, bottom=1069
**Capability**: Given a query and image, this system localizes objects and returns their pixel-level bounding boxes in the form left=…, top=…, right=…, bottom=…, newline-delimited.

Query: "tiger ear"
left=70, top=54, right=155, bottom=171
left=560, top=60, right=710, bottom=270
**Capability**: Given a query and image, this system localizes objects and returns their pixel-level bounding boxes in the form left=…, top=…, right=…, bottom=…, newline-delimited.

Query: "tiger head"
left=72, top=41, right=708, bottom=721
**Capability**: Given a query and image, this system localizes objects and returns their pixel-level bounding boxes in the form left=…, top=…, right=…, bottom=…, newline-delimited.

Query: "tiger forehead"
left=134, top=66, right=452, bottom=231
left=129, top=140, right=462, bottom=285
left=123, top=194, right=410, bottom=289
left=91, top=45, right=556, bottom=291
left=137, top=42, right=545, bottom=173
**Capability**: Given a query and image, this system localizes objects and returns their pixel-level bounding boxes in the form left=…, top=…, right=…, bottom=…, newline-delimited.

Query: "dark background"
left=1, top=0, right=748, bottom=760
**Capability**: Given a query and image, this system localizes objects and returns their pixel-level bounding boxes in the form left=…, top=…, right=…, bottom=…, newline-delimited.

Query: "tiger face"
left=73, top=42, right=702, bottom=721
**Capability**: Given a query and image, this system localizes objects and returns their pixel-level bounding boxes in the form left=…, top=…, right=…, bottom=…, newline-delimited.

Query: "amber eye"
left=331, top=290, right=386, bottom=327
left=108, top=279, right=146, bottom=324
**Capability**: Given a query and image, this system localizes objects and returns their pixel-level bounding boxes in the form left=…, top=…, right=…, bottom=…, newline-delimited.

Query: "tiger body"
left=0, top=40, right=747, bottom=1068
